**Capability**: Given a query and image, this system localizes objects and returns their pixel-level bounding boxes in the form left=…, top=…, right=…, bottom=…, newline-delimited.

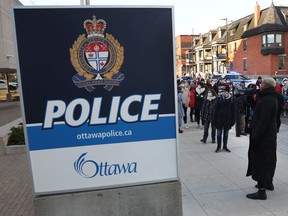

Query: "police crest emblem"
left=70, top=16, right=124, bottom=91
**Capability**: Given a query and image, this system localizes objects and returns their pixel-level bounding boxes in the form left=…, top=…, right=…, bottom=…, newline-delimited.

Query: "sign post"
left=14, top=6, right=182, bottom=215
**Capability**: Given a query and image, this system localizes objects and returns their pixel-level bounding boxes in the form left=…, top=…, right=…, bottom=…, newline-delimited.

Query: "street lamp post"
left=185, top=50, right=190, bottom=75
left=186, top=50, right=195, bottom=77
left=80, top=0, right=90, bottom=5
left=221, top=18, right=229, bottom=73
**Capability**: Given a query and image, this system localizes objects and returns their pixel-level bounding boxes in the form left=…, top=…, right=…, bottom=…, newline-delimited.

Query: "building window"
left=275, top=34, right=282, bottom=46
left=262, top=35, right=266, bottom=46
left=243, top=39, right=247, bottom=51
left=243, top=24, right=248, bottom=32
left=243, top=58, right=247, bottom=71
left=262, top=33, right=283, bottom=47
left=279, top=55, right=286, bottom=70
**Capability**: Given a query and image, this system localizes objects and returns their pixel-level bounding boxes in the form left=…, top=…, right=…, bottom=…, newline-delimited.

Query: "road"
left=0, top=101, right=21, bottom=127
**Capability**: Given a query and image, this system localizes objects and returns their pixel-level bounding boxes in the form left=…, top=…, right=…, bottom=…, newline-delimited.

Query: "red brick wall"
left=232, top=32, right=288, bottom=78
left=175, top=35, right=193, bottom=77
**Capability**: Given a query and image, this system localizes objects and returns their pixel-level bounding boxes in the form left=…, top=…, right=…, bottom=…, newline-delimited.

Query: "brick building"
left=235, top=2, right=288, bottom=78
left=189, top=2, right=288, bottom=79
left=175, top=35, right=198, bottom=77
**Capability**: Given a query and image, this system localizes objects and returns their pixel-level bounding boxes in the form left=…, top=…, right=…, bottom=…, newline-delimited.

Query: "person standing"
left=246, top=78, right=279, bottom=200
left=195, top=82, right=206, bottom=128
left=177, top=87, right=184, bottom=133
left=214, top=85, right=235, bottom=152
left=200, top=89, right=217, bottom=144
left=256, top=76, right=262, bottom=89
left=189, top=82, right=196, bottom=122
left=182, top=82, right=190, bottom=128
left=282, top=84, right=288, bottom=117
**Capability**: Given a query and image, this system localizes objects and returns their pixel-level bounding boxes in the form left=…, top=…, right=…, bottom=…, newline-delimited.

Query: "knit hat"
left=224, top=84, right=230, bottom=92
left=190, top=82, right=195, bottom=88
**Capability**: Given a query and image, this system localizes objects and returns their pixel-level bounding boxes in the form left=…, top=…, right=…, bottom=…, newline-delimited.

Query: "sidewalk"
left=180, top=121, right=288, bottom=216
left=0, top=120, right=288, bottom=216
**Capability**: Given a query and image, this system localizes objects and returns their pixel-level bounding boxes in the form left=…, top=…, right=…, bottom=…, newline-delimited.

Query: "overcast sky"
left=19, top=0, right=288, bottom=36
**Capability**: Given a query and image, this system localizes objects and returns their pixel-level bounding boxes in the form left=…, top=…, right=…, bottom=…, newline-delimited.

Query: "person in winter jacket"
left=177, top=87, right=185, bottom=133
left=195, top=82, right=206, bottom=128
left=189, top=82, right=196, bottom=122
left=181, top=82, right=191, bottom=128
left=214, top=85, right=235, bottom=153
left=200, top=89, right=217, bottom=144
left=246, top=78, right=279, bottom=200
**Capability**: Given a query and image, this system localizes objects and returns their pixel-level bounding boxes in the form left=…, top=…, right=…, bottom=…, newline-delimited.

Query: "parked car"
left=177, top=76, right=193, bottom=82
left=0, top=79, right=18, bottom=90
left=0, top=80, right=6, bottom=90
left=210, top=72, right=256, bottom=87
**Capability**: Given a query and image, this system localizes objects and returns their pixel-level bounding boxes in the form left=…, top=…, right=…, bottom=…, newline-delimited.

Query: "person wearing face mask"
left=214, top=84, right=235, bottom=153
left=177, top=86, right=184, bottom=133
left=200, top=89, right=217, bottom=144
left=182, top=82, right=191, bottom=129
left=195, top=82, right=206, bottom=129
left=188, top=82, right=196, bottom=122
left=246, top=78, right=279, bottom=200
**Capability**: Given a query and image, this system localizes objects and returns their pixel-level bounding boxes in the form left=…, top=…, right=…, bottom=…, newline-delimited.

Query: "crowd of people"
left=177, top=77, right=236, bottom=152
left=177, top=75, right=288, bottom=200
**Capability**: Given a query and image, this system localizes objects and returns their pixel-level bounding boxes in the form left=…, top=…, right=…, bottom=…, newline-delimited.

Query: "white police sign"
left=14, top=7, right=178, bottom=195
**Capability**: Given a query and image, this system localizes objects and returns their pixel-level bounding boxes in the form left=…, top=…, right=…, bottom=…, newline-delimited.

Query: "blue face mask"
left=208, top=93, right=213, bottom=97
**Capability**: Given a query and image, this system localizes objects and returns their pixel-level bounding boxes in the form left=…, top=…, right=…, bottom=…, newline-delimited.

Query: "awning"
left=0, top=68, right=17, bottom=74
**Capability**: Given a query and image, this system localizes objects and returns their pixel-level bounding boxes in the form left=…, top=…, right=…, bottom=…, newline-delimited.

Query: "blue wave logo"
left=74, top=153, right=138, bottom=178
left=74, top=153, right=98, bottom=178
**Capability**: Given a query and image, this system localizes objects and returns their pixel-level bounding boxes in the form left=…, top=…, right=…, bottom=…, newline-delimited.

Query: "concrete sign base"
left=34, top=180, right=183, bottom=216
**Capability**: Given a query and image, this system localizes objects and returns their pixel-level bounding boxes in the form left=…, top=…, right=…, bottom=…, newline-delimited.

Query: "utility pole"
left=221, top=18, right=229, bottom=73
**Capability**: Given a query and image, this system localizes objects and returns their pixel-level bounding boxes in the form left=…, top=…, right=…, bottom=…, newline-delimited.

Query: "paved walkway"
left=0, top=119, right=288, bottom=216
left=180, top=121, right=288, bottom=216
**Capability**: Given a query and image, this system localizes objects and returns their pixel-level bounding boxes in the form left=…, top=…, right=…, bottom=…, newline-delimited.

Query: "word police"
left=43, top=94, right=161, bottom=128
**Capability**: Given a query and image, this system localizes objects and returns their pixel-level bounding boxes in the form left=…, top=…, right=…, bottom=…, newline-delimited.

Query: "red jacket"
left=189, top=88, right=195, bottom=108
left=276, top=84, right=282, bottom=93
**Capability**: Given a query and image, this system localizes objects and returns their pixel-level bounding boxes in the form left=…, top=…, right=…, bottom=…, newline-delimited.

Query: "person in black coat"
left=194, top=82, right=206, bottom=128
left=214, top=85, right=235, bottom=153
left=246, top=78, right=279, bottom=200
left=200, top=89, right=217, bottom=143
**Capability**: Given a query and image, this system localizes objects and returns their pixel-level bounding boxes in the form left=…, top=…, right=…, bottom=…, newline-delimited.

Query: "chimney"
left=254, top=2, right=260, bottom=27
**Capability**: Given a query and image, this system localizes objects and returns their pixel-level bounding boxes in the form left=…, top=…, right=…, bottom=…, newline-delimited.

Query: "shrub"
left=7, top=125, right=25, bottom=146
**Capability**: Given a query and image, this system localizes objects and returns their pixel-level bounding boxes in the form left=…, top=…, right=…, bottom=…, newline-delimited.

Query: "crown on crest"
left=83, top=15, right=106, bottom=37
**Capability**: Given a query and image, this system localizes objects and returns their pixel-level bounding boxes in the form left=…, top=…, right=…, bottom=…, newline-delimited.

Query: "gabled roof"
left=232, top=16, right=253, bottom=40
left=212, top=27, right=226, bottom=44
left=262, top=2, right=282, bottom=25
left=242, top=3, right=288, bottom=38
left=191, top=3, right=288, bottom=46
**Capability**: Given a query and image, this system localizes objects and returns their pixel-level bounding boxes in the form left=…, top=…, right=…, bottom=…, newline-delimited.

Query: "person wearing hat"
left=188, top=82, right=196, bottom=122
left=256, top=76, right=262, bottom=89
left=246, top=78, right=279, bottom=200
left=214, top=84, right=235, bottom=153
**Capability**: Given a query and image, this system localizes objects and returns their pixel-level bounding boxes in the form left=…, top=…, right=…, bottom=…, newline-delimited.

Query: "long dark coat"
left=214, top=94, right=235, bottom=130
left=246, top=87, right=278, bottom=183
left=201, top=98, right=216, bottom=123
left=195, top=88, right=206, bottom=110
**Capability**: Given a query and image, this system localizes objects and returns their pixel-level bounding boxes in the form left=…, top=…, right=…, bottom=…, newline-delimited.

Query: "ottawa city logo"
left=74, top=153, right=138, bottom=178
left=70, top=16, right=124, bottom=92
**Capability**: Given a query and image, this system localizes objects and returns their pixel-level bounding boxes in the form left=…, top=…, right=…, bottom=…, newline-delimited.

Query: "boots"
left=255, top=181, right=274, bottom=191
left=246, top=189, right=267, bottom=200
left=200, top=137, right=207, bottom=144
